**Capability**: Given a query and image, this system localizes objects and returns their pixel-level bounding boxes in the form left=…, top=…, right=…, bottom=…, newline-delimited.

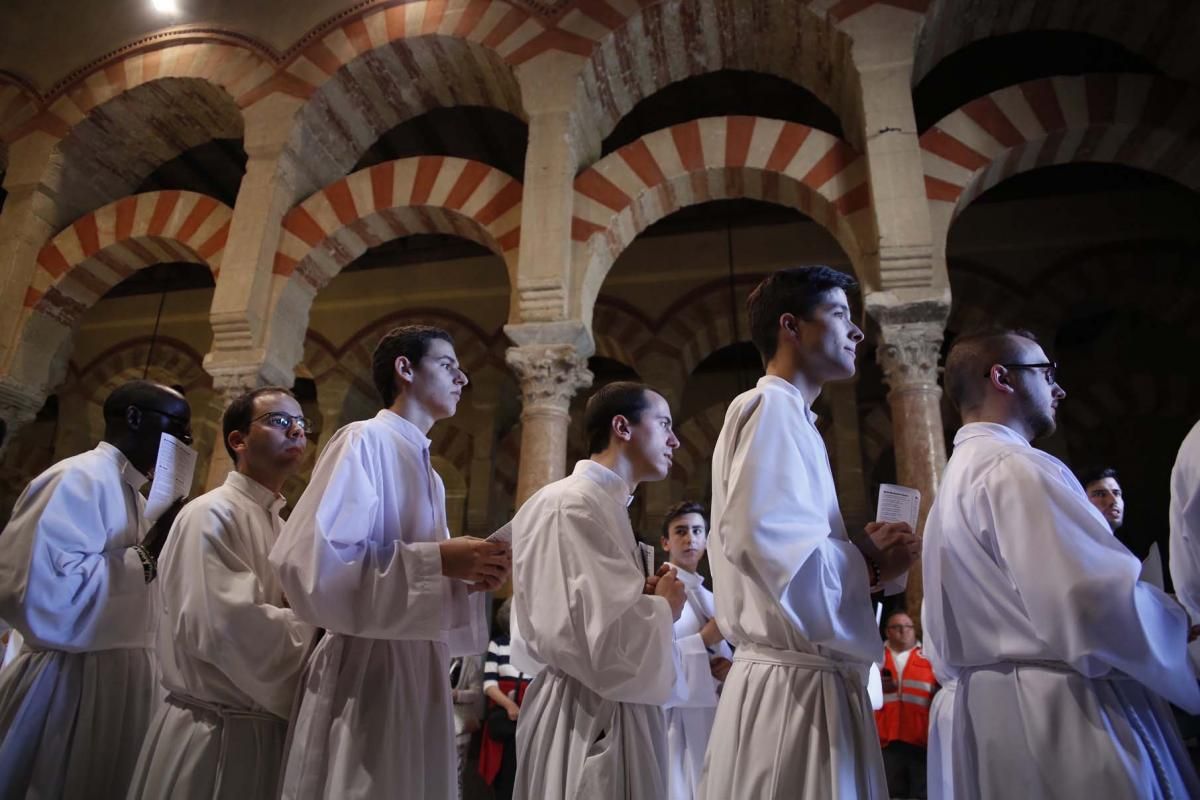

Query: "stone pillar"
left=826, top=378, right=870, bottom=537
left=0, top=133, right=61, bottom=377
left=504, top=322, right=593, bottom=507
left=874, top=314, right=949, bottom=615
left=203, top=93, right=305, bottom=390
left=0, top=378, right=45, bottom=458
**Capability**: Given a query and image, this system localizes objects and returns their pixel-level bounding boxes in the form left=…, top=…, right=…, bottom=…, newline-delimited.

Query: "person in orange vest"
left=875, top=611, right=938, bottom=799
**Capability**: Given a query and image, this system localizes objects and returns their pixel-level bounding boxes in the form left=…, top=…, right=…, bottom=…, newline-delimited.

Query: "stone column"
left=203, top=93, right=305, bottom=391
left=874, top=314, right=949, bottom=615
left=826, top=378, right=870, bottom=537
left=504, top=322, right=593, bottom=507
left=0, top=133, right=61, bottom=377
left=0, top=377, right=45, bottom=458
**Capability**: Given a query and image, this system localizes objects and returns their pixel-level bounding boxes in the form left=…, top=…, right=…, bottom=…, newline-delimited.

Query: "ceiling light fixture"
left=151, top=0, right=180, bottom=14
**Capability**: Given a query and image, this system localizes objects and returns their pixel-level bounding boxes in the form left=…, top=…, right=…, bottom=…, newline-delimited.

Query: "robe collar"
left=954, top=422, right=1031, bottom=449
left=673, top=566, right=707, bottom=591
left=758, top=375, right=819, bottom=424
left=572, top=460, right=635, bottom=508
left=224, top=471, right=287, bottom=515
left=375, top=409, right=432, bottom=450
left=97, top=441, right=148, bottom=492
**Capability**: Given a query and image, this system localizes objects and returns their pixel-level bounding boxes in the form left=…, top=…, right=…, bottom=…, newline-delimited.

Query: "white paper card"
left=876, top=483, right=920, bottom=529
left=638, top=542, right=656, bottom=578
left=144, top=432, right=197, bottom=522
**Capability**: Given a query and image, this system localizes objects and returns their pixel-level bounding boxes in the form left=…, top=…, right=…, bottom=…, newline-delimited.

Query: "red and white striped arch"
left=272, top=156, right=522, bottom=294
left=921, top=74, right=1200, bottom=254
left=28, top=191, right=230, bottom=326
left=572, top=116, right=871, bottom=323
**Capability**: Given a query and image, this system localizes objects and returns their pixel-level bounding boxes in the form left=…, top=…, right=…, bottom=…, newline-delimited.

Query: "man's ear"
left=227, top=429, right=248, bottom=460
left=779, top=312, right=800, bottom=340
left=125, top=405, right=142, bottom=431
left=611, top=414, right=632, bottom=442
left=988, top=365, right=1014, bottom=395
left=394, top=355, right=414, bottom=386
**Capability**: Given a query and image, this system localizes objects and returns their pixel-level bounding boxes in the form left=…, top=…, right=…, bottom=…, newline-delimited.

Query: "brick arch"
left=265, top=156, right=520, bottom=379
left=278, top=3, right=534, bottom=206
left=1029, top=243, right=1200, bottom=344
left=44, top=77, right=246, bottom=234
left=570, top=0, right=863, bottom=163
left=671, top=401, right=727, bottom=491
left=946, top=260, right=1037, bottom=336
left=74, top=336, right=210, bottom=400
left=334, top=308, right=502, bottom=401
left=921, top=74, right=1200, bottom=260
left=915, top=1, right=1200, bottom=87
left=0, top=74, right=39, bottom=157
left=591, top=298, right=658, bottom=376
left=7, top=192, right=228, bottom=397
left=27, top=192, right=228, bottom=326
left=573, top=116, right=870, bottom=324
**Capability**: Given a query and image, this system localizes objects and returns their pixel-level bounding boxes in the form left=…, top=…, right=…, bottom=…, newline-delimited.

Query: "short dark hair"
left=943, top=328, right=1041, bottom=412
left=583, top=381, right=653, bottom=455
left=747, top=266, right=858, bottom=363
left=661, top=501, right=709, bottom=540
left=222, top=387, right=293, bottom=462
left=371, top=325, right=454, bottom=407
left=1079, top=466, right=1119, bottom=488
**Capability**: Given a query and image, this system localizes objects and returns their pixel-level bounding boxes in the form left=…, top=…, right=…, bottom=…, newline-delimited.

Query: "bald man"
left=0, top=380, right=192, bottom=799
left=922, top=329, right=1199, bottom=799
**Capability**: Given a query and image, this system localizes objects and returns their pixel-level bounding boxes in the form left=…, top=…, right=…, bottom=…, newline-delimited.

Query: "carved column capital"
left=877, top=320, right=945, bottom=394
left=0, top=378, right=45, bottom=453
left=505, top=344, right=593, bottom=413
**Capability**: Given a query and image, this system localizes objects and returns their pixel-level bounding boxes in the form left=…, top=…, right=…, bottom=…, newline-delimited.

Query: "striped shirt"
left=483, top=634, right=532, bottom=691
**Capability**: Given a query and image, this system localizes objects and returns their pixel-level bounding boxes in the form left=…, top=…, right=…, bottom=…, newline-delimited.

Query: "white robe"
left=699, top=376, right=890, bottom=800
left=128, top=471, right=313, bottom=799
left=510, top=460, right=685, bottom=800
left=665, top=568, right=732, bottom=800
left=923, top=422, right=1200, bottom=800
left=1170, top=419, right=1200, bottom=669
left=0, top=442, right=160, bottom=799
left=270, top=410, right=487, bottom=800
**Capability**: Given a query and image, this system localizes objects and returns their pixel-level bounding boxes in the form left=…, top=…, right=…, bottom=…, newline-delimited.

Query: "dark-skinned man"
left=0, top=379, right=192, bottom=799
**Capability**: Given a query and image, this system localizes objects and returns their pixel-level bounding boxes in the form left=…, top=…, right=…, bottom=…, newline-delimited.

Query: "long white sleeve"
left=514, top=469, right=683, bottom=706
left=270, top=424, right=445, bottom=640
left=161, top=497, right=312, bottom=717
left=983, top=452, right=1200, bottom=712
left=1170, top=420, right=1200, bottom=620
left=0, top=449, right=151, bottom=652
left=711, top=380, right=878, bottom=663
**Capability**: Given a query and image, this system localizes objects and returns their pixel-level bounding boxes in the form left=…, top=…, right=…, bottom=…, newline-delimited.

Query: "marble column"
left=876, top=317, right=949, bottom=615
left=826, top=378, right=870, bottom=537
left=0, top=378, right=45, bottom=458
left=505, top=333, right=593, bottom=508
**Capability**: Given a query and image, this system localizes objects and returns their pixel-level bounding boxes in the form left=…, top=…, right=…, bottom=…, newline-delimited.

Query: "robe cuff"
left=677, top=631, right=709, bottom=657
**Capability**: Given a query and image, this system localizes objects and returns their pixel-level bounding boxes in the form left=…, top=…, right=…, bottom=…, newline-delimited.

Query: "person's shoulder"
left=35, top=448, right=119, bottom=494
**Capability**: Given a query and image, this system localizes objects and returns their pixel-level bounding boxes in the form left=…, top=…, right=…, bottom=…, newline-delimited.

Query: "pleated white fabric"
left=0, top=443, right=160, bottom=799
left=924, top=422, right=1200, bottom=800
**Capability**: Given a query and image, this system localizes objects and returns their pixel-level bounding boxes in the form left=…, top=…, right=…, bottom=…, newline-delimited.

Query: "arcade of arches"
left=1, top=0, right=1199, bottom=616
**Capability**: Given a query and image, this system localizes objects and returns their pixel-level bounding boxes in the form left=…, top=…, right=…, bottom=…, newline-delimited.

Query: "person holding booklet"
left=270, top=325, right=509, bottom=799
left=128, top=387, right=314, bottom=799
left=0, top=380, right=192, bottom=799
left=699, top=266, right=919, bottom=800
left=509, top=381, right=688, bottom=799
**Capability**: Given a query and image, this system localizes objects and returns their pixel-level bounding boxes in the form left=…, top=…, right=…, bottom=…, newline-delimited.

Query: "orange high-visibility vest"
left=874, top=646, right=937, bottom=748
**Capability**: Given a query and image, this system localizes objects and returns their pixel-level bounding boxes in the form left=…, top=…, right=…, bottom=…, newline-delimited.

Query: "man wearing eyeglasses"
left=0, top=379, right=191, bottom=799
left=129, top=387, right=314, bottom=799
left=271, top=325, right=510, bottom=799
left=922, top=329, right=1199, bottom=799
left=874, top=612, right=936, bottom=800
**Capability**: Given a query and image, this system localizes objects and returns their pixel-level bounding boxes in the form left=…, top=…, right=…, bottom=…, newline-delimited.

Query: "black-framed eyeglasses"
left=252, top=411, right=313, bottom=433
left=136, top=406, right=193, bottom=445
left=988, top=362, right=1057, bottom=385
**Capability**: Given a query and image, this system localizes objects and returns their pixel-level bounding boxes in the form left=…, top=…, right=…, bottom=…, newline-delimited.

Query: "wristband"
left=133, top=544, right=157, bottom=584
left=866, top=555, right=882, bottom=588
